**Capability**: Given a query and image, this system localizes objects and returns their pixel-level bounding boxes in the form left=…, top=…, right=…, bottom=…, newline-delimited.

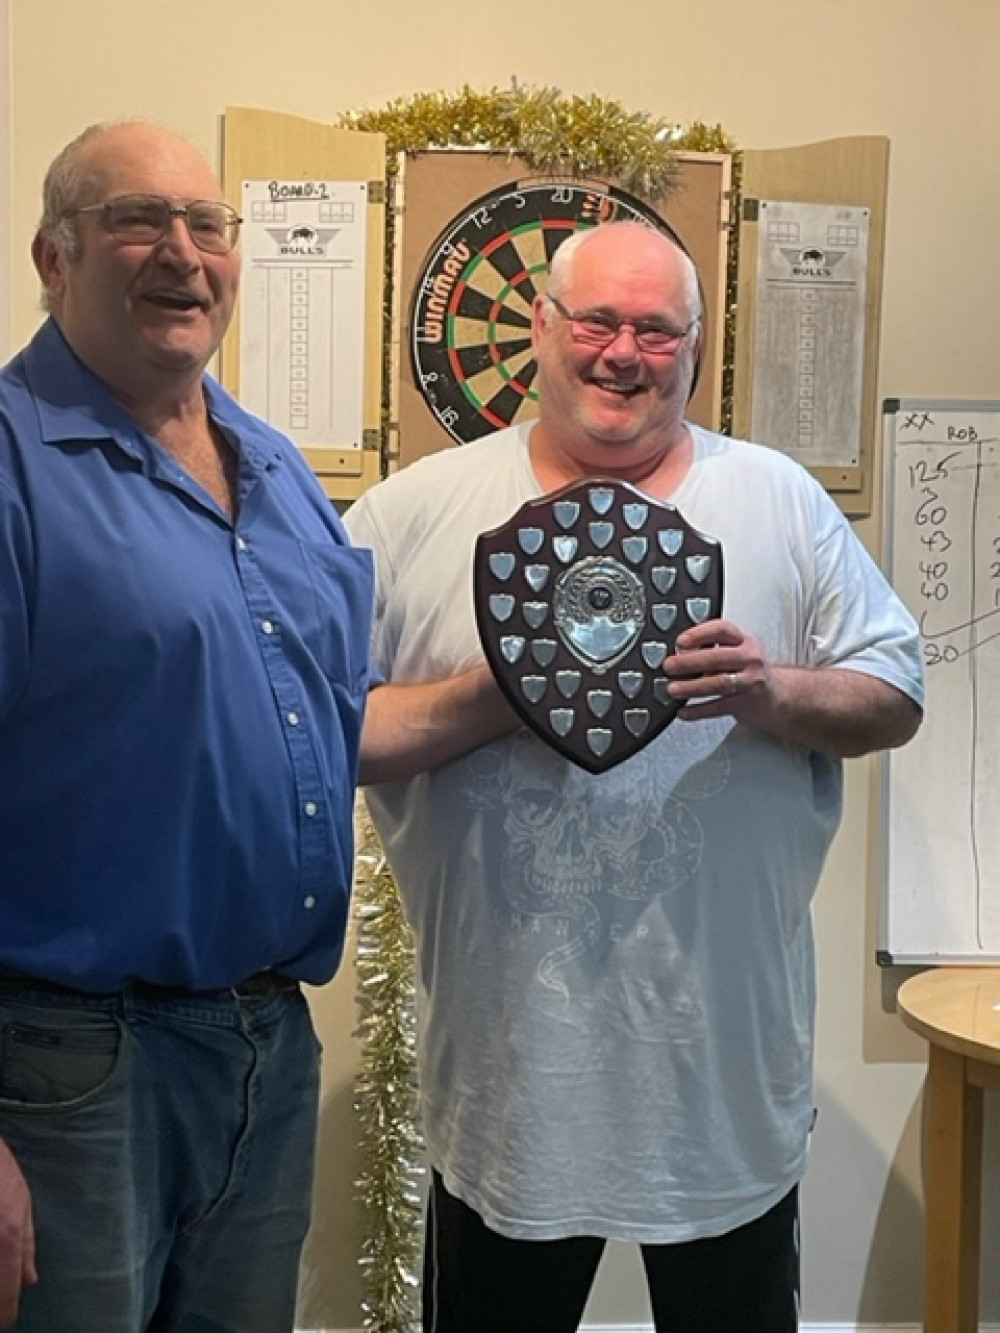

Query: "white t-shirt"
left=345, top=422, right=923, bottom=1243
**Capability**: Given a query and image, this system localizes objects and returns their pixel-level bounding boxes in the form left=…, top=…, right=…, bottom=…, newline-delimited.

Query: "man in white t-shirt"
left=348, top=221, right=924, bottom=1333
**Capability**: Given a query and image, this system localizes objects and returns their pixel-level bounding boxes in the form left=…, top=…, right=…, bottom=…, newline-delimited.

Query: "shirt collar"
left=24, top=319, right=137, bottom=446
left=21, top=318, right=284, bottom=474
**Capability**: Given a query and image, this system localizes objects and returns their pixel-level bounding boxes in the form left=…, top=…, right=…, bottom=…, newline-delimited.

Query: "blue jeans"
left=0, top=978, right=321, bottom=1332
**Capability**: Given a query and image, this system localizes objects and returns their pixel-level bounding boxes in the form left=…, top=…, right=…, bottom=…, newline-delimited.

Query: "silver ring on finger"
left=728, top=672, right=740, bottom=695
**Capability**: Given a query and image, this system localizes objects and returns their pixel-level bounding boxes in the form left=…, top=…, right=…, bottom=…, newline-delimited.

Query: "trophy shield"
left=474, top=478, right=724, bottom=774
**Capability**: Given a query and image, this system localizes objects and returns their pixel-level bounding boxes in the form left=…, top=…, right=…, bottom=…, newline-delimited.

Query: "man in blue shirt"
left=0, top=121, right=510, bottom=1332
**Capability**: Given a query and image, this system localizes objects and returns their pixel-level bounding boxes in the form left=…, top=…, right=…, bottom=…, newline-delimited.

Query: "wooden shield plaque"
left=475, top=478, right=724, bottom=773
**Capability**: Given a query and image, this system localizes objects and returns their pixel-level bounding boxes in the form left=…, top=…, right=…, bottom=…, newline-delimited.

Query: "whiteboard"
left=882, top=398, right=1000, bottom=962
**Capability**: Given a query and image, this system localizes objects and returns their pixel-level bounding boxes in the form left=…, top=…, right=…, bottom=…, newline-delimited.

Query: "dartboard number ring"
left=409, top=180, right=680, bottom=446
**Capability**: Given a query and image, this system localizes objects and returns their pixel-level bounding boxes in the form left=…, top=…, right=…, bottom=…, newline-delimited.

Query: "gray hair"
left=543, top=220, right=703, bottom=325
left=36, top=122, right=111, bottom=266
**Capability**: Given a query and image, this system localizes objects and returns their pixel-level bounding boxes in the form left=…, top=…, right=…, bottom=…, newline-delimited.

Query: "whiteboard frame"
left=879, top=396, right=1000, bottom=964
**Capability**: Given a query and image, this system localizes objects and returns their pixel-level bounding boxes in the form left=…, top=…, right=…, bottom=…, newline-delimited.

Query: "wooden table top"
left=898, top=967, right=1000, bottom=1065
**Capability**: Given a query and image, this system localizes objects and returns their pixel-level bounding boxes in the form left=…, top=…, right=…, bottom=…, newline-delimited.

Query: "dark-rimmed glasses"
left=67, top=194, right=242, bottom=255
left=547, top=292, right=698, bottom=354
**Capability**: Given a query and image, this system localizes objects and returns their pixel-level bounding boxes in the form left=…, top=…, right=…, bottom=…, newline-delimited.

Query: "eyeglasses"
left=547, top=293, right=698, bottom=354
left=67, top=194, right=242, bottom=255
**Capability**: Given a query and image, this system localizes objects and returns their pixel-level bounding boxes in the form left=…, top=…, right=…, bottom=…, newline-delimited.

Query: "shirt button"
left=261, top=619, right=275, bottom=635
left=304, top=802, right=318, bottom=817
left=287, top=711, right=300, bottom=726
left=303, top=896, right=316, bottom=910
left=236, top=536, right=247, bottom=551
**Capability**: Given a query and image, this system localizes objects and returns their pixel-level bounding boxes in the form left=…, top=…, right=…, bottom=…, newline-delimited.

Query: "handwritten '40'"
left=907, top=431, right=1000, bottom=669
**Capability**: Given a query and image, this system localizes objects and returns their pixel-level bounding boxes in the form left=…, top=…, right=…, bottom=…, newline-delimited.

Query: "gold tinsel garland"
left=352, top=804, right=425, bottom=1333
left=343, top=83, right=698, bottom=199
left=348, top=85, right=738, bottom=1333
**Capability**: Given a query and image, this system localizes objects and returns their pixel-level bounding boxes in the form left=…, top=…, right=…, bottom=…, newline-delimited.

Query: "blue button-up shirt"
left=0, top=320, right=374, bottom=990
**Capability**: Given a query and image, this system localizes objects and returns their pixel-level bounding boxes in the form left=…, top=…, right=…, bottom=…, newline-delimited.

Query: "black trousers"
left=422, top=1170, right=799, bottom=1333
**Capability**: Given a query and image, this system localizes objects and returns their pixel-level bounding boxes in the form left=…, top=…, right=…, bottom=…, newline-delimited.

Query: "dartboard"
left=409, top=180, right=680, bottom=446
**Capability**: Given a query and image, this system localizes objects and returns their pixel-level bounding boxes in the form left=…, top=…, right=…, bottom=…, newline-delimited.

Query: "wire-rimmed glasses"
left=67, top=194, right=242, bottom=255
left=547, top=292, right=697, bottom=354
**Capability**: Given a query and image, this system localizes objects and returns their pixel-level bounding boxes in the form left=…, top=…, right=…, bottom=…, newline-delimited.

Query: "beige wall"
left=7, top=0, right=1000, bottom=1326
